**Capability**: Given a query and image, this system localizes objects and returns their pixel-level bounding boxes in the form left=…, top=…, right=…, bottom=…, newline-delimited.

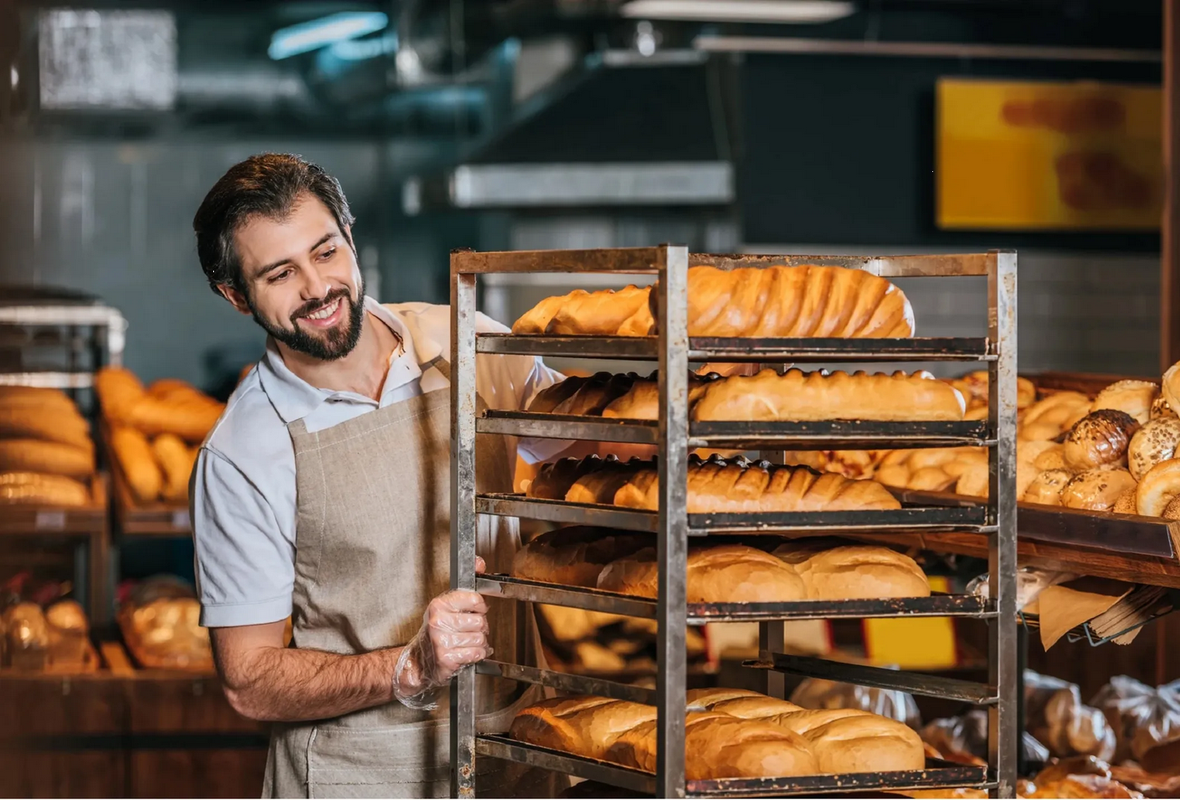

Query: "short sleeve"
left=474, top=312, right=571, bottom=464
left=191, top=447, right=294, bottom=627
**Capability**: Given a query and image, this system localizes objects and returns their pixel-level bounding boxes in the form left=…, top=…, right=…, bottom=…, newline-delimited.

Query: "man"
left=190, top=153, right=583, bottom=798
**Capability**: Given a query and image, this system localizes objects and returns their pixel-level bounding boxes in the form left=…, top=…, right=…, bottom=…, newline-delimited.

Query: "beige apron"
left=261, top=344, right=561, bottom=799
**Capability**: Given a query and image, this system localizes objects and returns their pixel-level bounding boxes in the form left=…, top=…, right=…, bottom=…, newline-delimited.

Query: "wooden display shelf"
left=0, top=473, right=107, bottom=537
left=102, top=422, right=192, bottom=537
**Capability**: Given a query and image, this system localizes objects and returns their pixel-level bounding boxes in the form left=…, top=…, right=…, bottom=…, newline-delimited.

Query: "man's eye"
left=269, top=269, right=292, bottom=283
left=318, top=247, right=336, bottom=261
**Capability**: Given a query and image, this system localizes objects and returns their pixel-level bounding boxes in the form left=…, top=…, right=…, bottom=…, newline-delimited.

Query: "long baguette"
left=0, top=439, right=94, bottom=479
left=0, top=404, right=93, bottom=450
left=0, top=472, right=92, bottom=507
left=511, top=265, right=914, bottom=338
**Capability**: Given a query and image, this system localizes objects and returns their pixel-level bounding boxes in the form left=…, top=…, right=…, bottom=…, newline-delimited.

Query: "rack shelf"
left=480, top=410, right=993, bottom=450
left=450, top=246, right=1019, bottom=798
left=477, top=334, right=994, bottom=362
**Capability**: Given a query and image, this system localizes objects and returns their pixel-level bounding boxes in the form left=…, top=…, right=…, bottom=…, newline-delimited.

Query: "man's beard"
left=251, top=285, right=366, bottom=361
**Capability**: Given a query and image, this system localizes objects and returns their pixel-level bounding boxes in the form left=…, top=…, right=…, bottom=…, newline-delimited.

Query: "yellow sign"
left=937, top=78, right=1162, bottom=231
left=863, top=576, right=958, bottom=670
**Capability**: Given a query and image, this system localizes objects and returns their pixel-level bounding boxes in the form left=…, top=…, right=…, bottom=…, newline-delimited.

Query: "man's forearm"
left=222, top=644, right=422, bottom=722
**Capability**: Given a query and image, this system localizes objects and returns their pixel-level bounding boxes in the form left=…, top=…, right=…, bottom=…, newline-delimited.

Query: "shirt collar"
left=257, top=296, right=421, bottom=424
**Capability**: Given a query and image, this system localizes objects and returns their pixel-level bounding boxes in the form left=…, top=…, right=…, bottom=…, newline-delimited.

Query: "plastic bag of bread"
left=789, top=675, right=921, bottom=729
left=1090, top=675, right=1180, bottom=763
left=922, top=709, right=1050, bottom=765
left=45, top=599, right=90, bottom=667
left=1026, top=671, right=1117, bottom=762
left=3, top=602, right=50, bottom=670
left=119, top=576, right=212, bottom=671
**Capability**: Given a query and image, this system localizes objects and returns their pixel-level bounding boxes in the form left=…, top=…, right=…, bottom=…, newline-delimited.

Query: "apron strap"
left=421, top=354, right=452, bottom=383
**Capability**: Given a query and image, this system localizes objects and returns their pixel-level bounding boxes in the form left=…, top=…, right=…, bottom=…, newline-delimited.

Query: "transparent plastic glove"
left=393, top=557, right=492, bottom=711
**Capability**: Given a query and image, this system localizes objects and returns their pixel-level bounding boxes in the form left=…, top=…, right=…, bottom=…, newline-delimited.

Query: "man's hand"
left=392, top=557, right=493, bottom=708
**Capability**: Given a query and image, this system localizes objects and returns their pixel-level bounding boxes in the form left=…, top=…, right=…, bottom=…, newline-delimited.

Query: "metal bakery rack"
left=450, top=247, right=1018, bottom=798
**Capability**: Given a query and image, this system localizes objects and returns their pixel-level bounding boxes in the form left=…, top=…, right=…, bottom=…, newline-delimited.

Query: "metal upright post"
left=657, top=244, right=690, bottom=798
left=450, top=257, right=479, bottom=799
left=987, top=250, right=1019, bottom=799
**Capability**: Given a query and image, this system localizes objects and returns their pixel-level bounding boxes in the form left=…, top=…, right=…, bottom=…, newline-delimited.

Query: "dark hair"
left=192, top=153, right=356, bottom=295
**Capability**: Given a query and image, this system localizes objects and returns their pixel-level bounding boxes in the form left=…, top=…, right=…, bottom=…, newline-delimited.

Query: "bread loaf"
left=152, top=433, right=196, bottom=503
left=525, top=455, right=624, bottom=501
left=552, top=373, right=640, bottom=416
left=527, top=375, right=597, bottom=413
left=948, top=370, right=1037, bottom=411
left=0, top=386, right=79, bottom=411
left=509, top=696, right=657, bottom=760
left=1064, top=411, right=1139, bottom=471
left=773, top=542, right=931, bottom=600
left=596, top=544, right=807, bottom=602
left=689, top=369, right=965, bottom=422
left=0, top=439, right=94, bottom=479
left=111, top=426, right=163, bottom=504
left=97, top=366, right=224, bottom=443
left=608, top=711, right=821, bottom=780
left=565, top=460, right=647, bottom=505
left=600, top=373, right=721, bottom=420
left=512, top=265, right=914, bottom=338
left=95, top=366, right=147, bottom=422
left=0, top=404, right=92, bottom=451
left=0, top=472, right=91, bottom=506
left=1024, top=470, right=1072, bottom=506
left=612, top=455, right=901, bottom=513
left=512, top=527, right=648, bottom=588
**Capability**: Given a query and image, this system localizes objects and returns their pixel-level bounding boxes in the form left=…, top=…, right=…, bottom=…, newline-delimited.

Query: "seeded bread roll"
left=1063, top=410, right=1139, bottom=471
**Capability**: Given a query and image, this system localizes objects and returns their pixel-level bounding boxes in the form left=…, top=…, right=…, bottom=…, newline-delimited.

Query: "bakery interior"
left=1, top=0, right=1178, bottom=797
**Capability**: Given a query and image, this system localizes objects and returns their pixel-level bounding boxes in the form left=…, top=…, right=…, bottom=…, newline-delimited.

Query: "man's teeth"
left=306, top=299, right=340, bottom=320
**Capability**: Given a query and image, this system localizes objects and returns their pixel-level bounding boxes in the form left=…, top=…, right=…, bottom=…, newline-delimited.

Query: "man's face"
left=223, top=194, right=365, bottom=361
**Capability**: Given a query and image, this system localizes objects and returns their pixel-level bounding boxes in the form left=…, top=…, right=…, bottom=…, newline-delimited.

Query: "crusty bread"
left=600, top=373, right=721, bottom=420
left=612, top=455, right=901, bottom=513
left=525, top=455, right=628, bottom=501
left=596, top=544, right=807, bottom=602
left=1128, top=418, right=1180, bottom=481
left=0, top=403, right=92, bottom=451
left=152, top=433, right=196, bottom=503
left=607, top=711, right=821, bottom=780
left=687, top=688, right=767, bottom=708
left=511, top=265, right=914, bottom=338
left=773, top=543, right=931, bottom=600
left=689, top=369, right=966, bottom=422
left=97, top=366, right=224, bottom=443
left=111, top=426, right=163, bottom=504
left=1063, top=410, right=1139, bottom=471
left=1091, top=380, right=1159, bottom=425
left=552, top=373, right=641, bottom=417
left=509, top=696, right=656, bottom=760
left=1061, top=468, right=1137, bottom=512
left=0, top=439, right=94, bottom=480
left=511, top=527, right=648, bottom=588
left=1135, top=458, right=1180, bottom=517
left=784, top=710, right=926, bottom=774
left=0, top=472, right=91, bottom=506
left=565, top=460, right=648, bottom=505
left=527, top=374, right=597, bottom=413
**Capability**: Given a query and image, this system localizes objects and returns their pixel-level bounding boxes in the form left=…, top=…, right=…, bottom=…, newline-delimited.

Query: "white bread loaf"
left=0, top=439, right=94, bottom=480
left=689, top=369, right=965, bottom=422
left=0, top=472, right=91, bottom=506
left=512, top=527, right=648, bottom=588
left=595, top=544, right=807, bottom=602
left=773, top=542, right=931, bottom=600
left=509, top=696, right=656, bottom=760
left=512, top=265, right=914, bottom=338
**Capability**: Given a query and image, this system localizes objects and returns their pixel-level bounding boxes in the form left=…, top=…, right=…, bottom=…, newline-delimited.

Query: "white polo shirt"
left=191, top=298, right=567, bottom=628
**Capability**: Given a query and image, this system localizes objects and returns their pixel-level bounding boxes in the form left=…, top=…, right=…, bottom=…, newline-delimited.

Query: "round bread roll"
left=956, top=463, right=989, bottom=499
left=1136, top=458, right=1180, bottom=517
left=512, top=527, right=647, bottom=588
left=1152, top=395, right=1178, bottom=421
left=774, top=544, right=930, bottom=600
left=1061, top=468, right=1137, bottom=512
left=1163, top=362, right=1180, bottom=417
left=1164, top=497, right=1180, bottom=521
left=787, top=710, right=926, bottom=774
left=1063, top=410, right=1139, bottom=471
left=1128, top=418, right=1180, bottom=481
left=1112, top=489, right=1139, bottom=515
left=597, top=544, right=807, bottom=602
left=1091, top=380, right=1159, bottom=425
left=941, top=449, right=988, bottom=479
left=1024, top=469, right=1072, bottom=506
left=1032, top=444, right=1068, bottom=473
left=908, top=466, right=955, bottom=492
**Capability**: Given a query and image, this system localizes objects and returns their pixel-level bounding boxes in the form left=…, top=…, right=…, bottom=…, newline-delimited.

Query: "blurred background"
left=0, top=1, right=1173, bottom=797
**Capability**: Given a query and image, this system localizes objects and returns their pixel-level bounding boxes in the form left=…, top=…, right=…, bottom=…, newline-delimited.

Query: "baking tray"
left=477, top=334, right=994, bottom=363
left=475, top=735, right=989, bottom=797
left=478, top=576, right=995, bottom=623
left=480, top=410, right=992, bottom=450
left=476, top=494, right=991, bottom=535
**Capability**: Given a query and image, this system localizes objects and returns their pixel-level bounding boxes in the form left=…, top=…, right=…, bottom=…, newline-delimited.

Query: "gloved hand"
left=392, top=557, right=492, bottom=710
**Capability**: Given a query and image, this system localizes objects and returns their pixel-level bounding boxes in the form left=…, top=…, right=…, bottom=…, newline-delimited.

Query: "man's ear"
left=216, top=283, right=252, bottom=316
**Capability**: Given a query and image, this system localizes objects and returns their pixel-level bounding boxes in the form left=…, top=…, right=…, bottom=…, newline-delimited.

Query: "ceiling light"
left=620, top=0, right=855, bottom=24
left=268, top=12, right=388, bottom=60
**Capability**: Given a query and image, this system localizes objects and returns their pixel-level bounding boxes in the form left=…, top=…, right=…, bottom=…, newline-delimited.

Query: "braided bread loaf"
left=512, top=265, right=914, bottom=338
